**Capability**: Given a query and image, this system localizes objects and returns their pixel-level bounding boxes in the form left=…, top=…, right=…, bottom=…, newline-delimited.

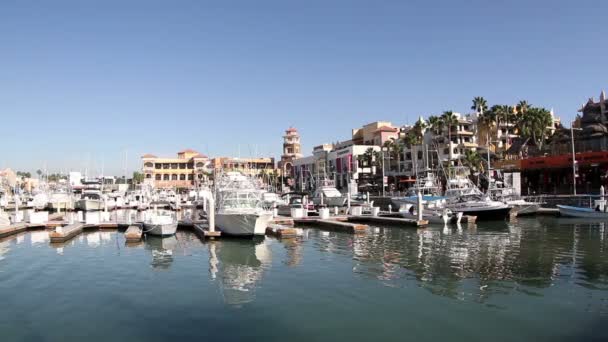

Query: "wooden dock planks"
left=266, top=223, right=297, bottom=238
left=192, top=224, right=221, bottom=240
left=124, top=225, right=143, bottom=242
left=49, top=223, right=84, bottom=243
left=347, top=215, right=428, bottom=227
left=293, top=218, right=368, bottom=233
left=0, top=223, right=28, bottom=238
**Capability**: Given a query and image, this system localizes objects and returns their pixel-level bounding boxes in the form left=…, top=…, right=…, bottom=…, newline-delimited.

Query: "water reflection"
left=344, top=217, right=608, bottom=301
left=145, top=236, right=177, bottom=270
left=209, top=240, right=271, bottom=306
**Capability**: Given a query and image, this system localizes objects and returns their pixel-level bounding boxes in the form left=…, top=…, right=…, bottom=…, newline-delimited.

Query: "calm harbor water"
left=1, top=217, right=607, bottom=341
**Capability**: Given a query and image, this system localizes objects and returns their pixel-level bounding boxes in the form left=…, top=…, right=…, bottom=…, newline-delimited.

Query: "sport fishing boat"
left=398, top=195, right=462, bottom=225
left=487, top=180, right=540, bottom=216
left=391, top=171, right=442, bottom=208
left=311, top=179, right=346, bottom=207
left=75, top=190, right=104, bottom=211
left=444, top=167, right=512, bottom=220
left=143, top=210, right=178, bottom=236
left=214, top=172, right=273, bottom=237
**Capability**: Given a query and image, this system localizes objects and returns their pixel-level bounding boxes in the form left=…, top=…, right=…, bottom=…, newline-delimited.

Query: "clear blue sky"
left=1, top=0, right=607, bottom=175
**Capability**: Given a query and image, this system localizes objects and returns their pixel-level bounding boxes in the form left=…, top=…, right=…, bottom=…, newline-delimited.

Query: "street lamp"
left=571, top=120, right=583, bottom=195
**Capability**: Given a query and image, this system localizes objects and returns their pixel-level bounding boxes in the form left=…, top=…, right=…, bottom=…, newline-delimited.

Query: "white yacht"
left=398, top=195, right=462, bottom=225
left=75, top=179, right=104, bottom=211
left=215, top=172, right=272, bottom=237
left=48, top=189, right=73, bottom=211
left=311, top=179, right=346, bottom=207
left=143, top=210, right=178, bottom=236
left=487, top=182, right=540, bottom=216
left=76, top=190, right=104, bottom=211
left=444, top=167, right=512, bottom=220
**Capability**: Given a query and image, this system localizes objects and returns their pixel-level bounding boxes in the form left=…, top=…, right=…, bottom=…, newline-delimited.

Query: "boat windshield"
left=321, top=188, right=342, bottom=198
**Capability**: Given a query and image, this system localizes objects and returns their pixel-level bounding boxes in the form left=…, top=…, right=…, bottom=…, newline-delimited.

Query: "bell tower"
left=279, top=127, right=303, bottom=178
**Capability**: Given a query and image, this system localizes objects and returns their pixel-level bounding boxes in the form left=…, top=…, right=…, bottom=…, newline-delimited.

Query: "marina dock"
left=266, top=223, right=297, bottom=238
left=124, top=225, right=143, bottom=242
left=49, top=223, right=85, bottom=243
left=293, top=217, right=368, bottom=233
left=348, top=215, right=428, bottom=227
left=0, top=223, right=28, bottom=238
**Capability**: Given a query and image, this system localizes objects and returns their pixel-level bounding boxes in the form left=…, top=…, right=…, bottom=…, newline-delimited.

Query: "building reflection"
left=208, top=239, right=271, bottom=306
left=339, top=218, right=608, bottom=301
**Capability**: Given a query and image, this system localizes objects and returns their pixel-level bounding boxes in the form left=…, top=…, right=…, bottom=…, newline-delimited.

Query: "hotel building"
left=141, top=149, right=211, bottom=189
left=211, top=157, right=276, bottom=177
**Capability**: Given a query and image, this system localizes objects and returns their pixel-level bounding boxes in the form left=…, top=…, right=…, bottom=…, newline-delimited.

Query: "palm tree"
left=516, top=100, right=531, bottom=114
left=462, top=149, right=483, bottom=172
left=427, top=115, right=443, bottom=136
left=391, top=141, right=404, bottom=185
left=517, top=107, right=553, bottom=150
left=471, top=96, right=488, bottom=114
left=441, top=111, right=458, bottom=161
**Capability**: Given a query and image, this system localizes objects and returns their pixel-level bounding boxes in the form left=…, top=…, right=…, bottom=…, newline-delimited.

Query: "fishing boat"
left=311, top=179, right=346, bottom=207
left=391, top=171, right=442, bottom=208
left=75, top=190, right=104, bottom=211
left=487, top=179, right=540, bottom=216
left=557, top=188, right=608, bottom=219
left=143, top=210, right=178, bottom=236
left=48, top=189, right=73, bottom=211
left=557, top=205, right=608, bottom=219
left=444, top=167, right=512, bottom=220
left=397, top=195, right=462, bottom=225
left=214, top=172, right=272, bottom=237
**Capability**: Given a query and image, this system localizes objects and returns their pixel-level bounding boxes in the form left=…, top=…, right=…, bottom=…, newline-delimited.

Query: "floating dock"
left=293, top=218, right=368, bottom=233
left=0, top=223, right=28, bottom=238
left=347, top=215, right=428, bottom=227
left=124, top=225, right=143, bottom=242
left=192, top=224, right=221, bottom=240
left=49, top=223, right=85, bottom=243
left=266, top=223, right=297, bottom=238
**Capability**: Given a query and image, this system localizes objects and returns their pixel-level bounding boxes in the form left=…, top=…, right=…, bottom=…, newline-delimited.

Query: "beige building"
left=352, top=121, right=399, bottom=146
left=212, top=157, right=276, bottom=177
left=141, top=149, right=211, bottom=189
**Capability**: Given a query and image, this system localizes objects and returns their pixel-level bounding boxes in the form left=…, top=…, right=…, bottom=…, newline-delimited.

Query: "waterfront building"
left=278, top=127, right=303, bottom=178
left=493, top=91, right=608, bottom=195
left=211, top=157, right=276, bottom=177
left=141, top=149, right=211, bottom=189
left=292, top=141, right=380, bottom=193
left=352, top=121, right=399, bottom=146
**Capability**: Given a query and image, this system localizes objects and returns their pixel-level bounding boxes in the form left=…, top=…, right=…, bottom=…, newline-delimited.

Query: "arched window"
left=155, top=174, right=161, bottom=180
left=171, top=174, right=178, bottom=180
left=144, top=162, right=153, bottom=168
left=196, top=162, right=204, bottom=168
left=179, top=174, right=186, bottom=180
left=163, top=174, right=169, bottom=180
left=146, top=174, right=152, bottom=178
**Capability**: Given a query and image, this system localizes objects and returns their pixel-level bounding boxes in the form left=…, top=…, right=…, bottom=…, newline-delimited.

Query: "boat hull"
left=511, top=203, right=540, bottom=216
left=312, top=197, right=345, bottom=207
left=557, top=205, right=608, bottom=219
left=144, top=222, right=178, bottom=236
left=215, top=213, right=272, bottom=237
left=448, top=206, right=512, bottom=220
left=75, top=199, right=104, bottom=211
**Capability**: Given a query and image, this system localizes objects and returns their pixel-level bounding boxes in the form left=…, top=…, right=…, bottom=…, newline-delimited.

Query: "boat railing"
left=523, top=194, right=607, bottom=208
